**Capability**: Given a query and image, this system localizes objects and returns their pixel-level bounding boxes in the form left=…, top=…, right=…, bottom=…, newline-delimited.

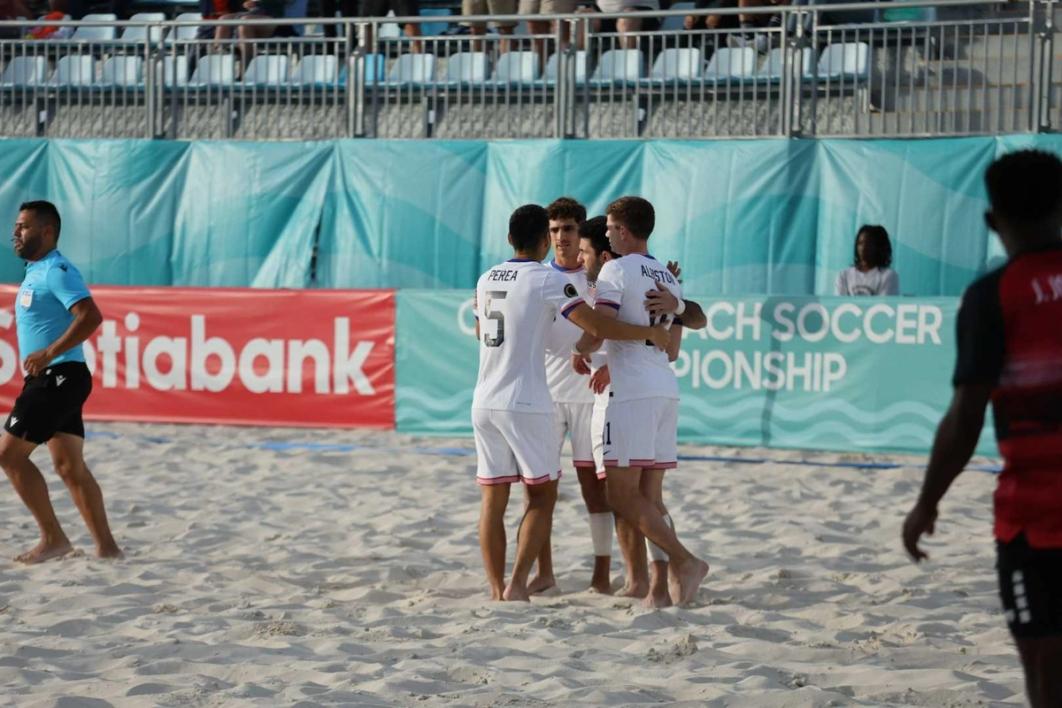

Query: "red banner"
left=0, top=286, right=395, bottom=428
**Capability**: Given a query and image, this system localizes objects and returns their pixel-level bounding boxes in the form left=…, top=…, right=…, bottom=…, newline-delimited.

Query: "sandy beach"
left=0, top=423, right=1021, bottom=707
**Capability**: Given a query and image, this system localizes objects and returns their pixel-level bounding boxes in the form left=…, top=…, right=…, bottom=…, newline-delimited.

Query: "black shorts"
left=4, top=362, right=92, bottom=445
left=359, top=0, right=419, bottom=18
left=997, top=533, right=1062, bottom=639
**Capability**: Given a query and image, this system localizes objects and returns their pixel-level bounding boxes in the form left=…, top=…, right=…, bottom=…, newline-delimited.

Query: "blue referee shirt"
left=16, top=250, right=91, bottom=366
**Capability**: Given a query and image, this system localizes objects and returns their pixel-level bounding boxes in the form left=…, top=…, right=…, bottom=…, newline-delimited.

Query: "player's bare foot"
left=644, top=587, right=672, bottom=609
left=617, top=579, right=649, bottom=599
left=528, top=574, right=555, bottom=595
left=96, top=543, right=123, bottom=560
left=15, top=539, right=73, bottom=564
left=589, top=557, right=612, bottom=594
left=647, top=565, right=670, bottom=608
left=503, top=582, right=531, bottom=602
left=671, top=557, right=709, bottom=606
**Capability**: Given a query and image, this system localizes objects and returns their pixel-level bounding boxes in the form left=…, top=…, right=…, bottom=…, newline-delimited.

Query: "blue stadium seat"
left=0, top=56, right=48, bottom=87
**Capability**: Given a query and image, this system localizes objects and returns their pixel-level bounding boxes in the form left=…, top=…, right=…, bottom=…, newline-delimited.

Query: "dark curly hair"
left=853, top=225, right=892, bottom=269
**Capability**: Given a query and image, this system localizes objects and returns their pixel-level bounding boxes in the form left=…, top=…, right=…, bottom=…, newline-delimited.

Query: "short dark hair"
left=985, top=150, right=1062, bottom=226
left=547, top=197, right=586, bottom=224
left=579, top=216, right=617, bottom=257
left=854, top=225, right=892, bottom=269
left=19, top=200, right=61, bottom=240
left=509, top=204, right=549, bottom=253
left=607, top=196, right=655, bottom=239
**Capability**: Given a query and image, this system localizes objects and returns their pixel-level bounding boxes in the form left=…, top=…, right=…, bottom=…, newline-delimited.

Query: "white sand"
left=0, top=423, right=1022, bottom=707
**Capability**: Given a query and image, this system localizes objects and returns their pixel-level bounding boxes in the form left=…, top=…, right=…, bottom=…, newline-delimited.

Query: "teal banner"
left=1, top=136, right=1060, bottom=295
left=395, top=291, right=997, bottom=456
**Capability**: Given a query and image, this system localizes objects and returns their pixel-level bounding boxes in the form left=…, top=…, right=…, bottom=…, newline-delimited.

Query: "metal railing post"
left=346, top=21, right=358, bottom=137
left=1033, top=0, right=1054, bottom=132
left=145, top=26, right=157, bottom=138
left=555, top=21, right=568, bottom=138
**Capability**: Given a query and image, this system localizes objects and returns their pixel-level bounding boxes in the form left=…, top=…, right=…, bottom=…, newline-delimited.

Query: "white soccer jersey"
left=594, top=254, right=681, bottom=403
left=544, top=262, right=595, bottom=405
left=472, top=259, right=583, bottom=413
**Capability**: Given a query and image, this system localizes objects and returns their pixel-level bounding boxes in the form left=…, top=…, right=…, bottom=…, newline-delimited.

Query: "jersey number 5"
left=483, top=291, right=507, bottom=347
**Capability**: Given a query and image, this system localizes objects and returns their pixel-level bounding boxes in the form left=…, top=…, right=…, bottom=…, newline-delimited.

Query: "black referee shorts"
left=3, top=362, right=92, bottom=445
left=997, top=533, right=1062, bottom=639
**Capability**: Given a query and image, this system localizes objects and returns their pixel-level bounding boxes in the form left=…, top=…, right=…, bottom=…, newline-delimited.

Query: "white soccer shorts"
left=473, top=408, right=562, bottom=486
left=591, top=403, right=608, bottom=479
left=601, top=397, right=679, bottom=471
left=554, top=401, right=596, bottom=471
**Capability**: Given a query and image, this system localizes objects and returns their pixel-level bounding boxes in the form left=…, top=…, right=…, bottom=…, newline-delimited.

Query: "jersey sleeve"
left=593, top=260, right=623, bottom=311
left=46, top=260, right=91, bottom=310
left=882, top=269, right=900, bottom=296
left=542, top=270, right=584, bottom=320
left=952, top=273, right=1005, bottom=387
left=834, top=270, right=848, bottom=296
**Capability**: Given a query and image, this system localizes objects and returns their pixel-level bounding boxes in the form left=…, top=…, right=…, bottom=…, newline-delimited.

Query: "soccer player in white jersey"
left=528, top=198, right=616, bottom=595
left=578, top=217, right=693, bottom=607
left=574, top=196, right=710, bottom=607
left=473, top=204, right=670, bottom=602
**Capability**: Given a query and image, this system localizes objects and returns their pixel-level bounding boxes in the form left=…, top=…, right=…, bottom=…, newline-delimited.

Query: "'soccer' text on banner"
left=0, top=286, right=396, bottom=428
left=395, top=292, right=997, bottom=456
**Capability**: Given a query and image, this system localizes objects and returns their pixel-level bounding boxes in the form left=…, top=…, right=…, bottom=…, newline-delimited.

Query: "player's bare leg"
left=1016, top=636, right=1062, bottom=708
left=641, top=469, right=671, bottom=609
left=47, top=434, right=121, bottom=559
left=0, top=433, right=73, bottom=563
left=528, top=493, right=556, bottom=594
left=615, top=515, right=649, bottom=598
left=504, top=480, right=558, bottom=602
left=606, top=467, right=708, bottom=606
left=577, top=467, right=613, bottom=594
left=479, top=484, right=512, bottom=600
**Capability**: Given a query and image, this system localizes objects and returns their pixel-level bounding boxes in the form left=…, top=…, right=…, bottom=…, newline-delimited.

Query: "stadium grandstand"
left=0, top=0, right=1057, bottom=139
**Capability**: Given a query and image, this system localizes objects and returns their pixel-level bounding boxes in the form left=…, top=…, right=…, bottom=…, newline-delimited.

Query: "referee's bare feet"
left=15, top=538, right=73, bottom=564
left=671, top=557, right=709, bottom=606
left=503, top=582, right=531, bottom=602
left=528, top=574, right=555, bottom=595
left=96, top=543, right=123, bottom=560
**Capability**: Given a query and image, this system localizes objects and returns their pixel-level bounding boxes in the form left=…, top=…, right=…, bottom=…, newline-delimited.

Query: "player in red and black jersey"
left=903, top=149, right=1062, bottom=708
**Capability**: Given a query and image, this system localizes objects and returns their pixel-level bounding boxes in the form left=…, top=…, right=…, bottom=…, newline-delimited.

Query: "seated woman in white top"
left=835, top=225, right=900, bottom=296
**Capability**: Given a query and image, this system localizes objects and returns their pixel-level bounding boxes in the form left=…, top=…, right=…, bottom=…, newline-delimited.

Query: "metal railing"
left=0, top=0, right=1056, bottom=140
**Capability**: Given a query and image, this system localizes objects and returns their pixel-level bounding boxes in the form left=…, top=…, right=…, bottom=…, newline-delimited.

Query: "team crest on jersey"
left=564, top=284, right=578, bottom=298
left=19, top=289, right=32, bottom=309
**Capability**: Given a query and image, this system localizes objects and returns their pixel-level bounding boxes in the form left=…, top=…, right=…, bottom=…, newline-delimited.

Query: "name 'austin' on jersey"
left=593, top=254, right=682, bottom=402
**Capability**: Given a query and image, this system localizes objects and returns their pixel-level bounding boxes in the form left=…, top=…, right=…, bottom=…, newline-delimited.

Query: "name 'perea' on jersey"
left=488, top=269, right=520, bottom=282
left=641, top=265, right=677, bottom=285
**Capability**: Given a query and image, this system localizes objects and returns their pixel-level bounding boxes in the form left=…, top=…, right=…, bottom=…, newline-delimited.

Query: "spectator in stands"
left=521, top=0, right=575, bottom=66
left=357, top=0, right=423, bottom=53
left=320, top=0, right=355, bottom=39
left=834, top=224, right=900, bottom=296
left=727, top=0, right=784, bottom=53
left=684, top=0, right=738, bottom=32
left=579, top=0, right=661, bottom=51
left=464, top=0, right=516, bottom=53
left=215, top=0, right=287, bottom=64
left=23, top=0, right=74, bottom=39
left=198, top=0, right=242, bottom=39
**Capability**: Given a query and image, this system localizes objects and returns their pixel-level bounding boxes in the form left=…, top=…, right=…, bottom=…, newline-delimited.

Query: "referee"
left=0, top=201, right=121, bottom=563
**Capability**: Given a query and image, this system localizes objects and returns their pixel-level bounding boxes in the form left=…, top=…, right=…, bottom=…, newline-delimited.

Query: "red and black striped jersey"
left=953, top=243, right=1062, bottom=549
